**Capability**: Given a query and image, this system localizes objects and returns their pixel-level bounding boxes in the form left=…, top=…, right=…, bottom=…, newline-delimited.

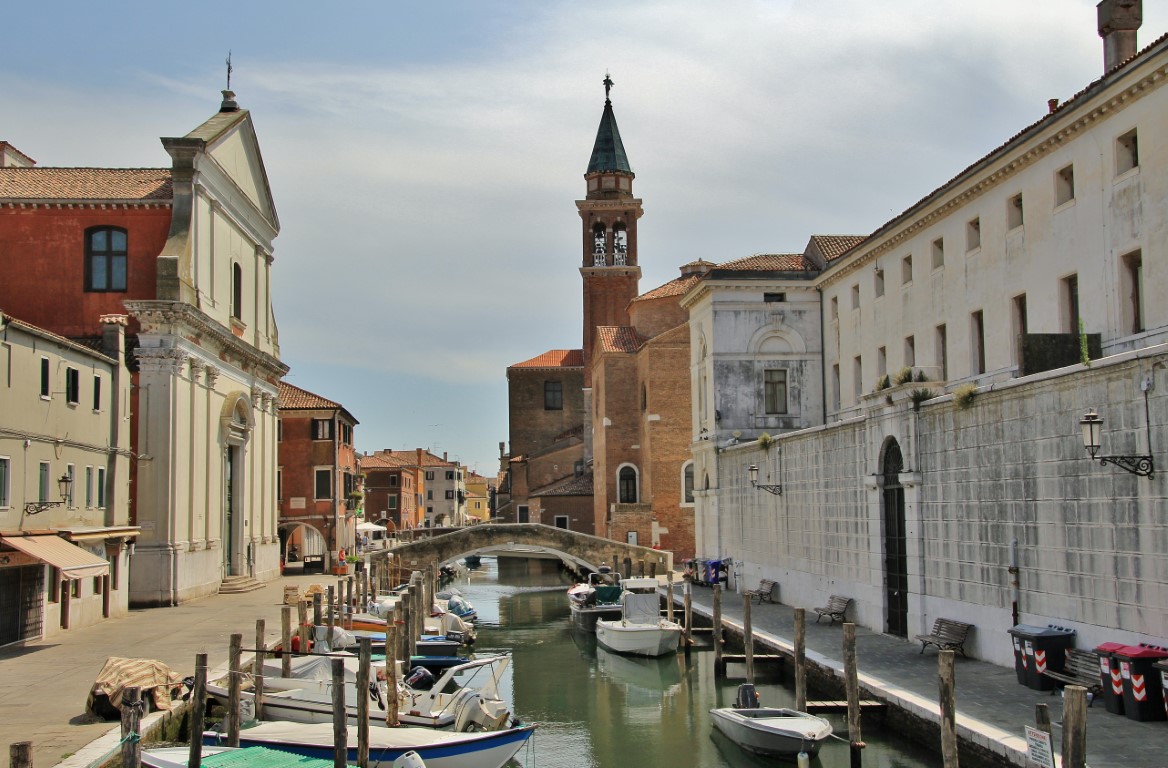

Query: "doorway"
left=882, top=439, right=908, bottom=637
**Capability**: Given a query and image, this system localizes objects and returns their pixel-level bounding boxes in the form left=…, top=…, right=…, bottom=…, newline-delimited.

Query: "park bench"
left=814, top=595, right=851, bottom=625
left=744, top=579, right=779, bottom=605
left=914, top=618, right=974, bottom=657
left=1042, top=648, right=1102, bottom=706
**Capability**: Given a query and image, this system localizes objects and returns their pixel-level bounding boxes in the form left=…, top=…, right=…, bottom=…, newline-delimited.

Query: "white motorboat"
left=214, top=654, right=512, bottom=731
left=204, top=720, right=535, bottom=768
left=567, top=568, right=624, bottom=630
left=709, top=684, right=833, bottom=758
left=144, top=745, right=428, bottom=768
left=595, top=577, right=682, bottom=657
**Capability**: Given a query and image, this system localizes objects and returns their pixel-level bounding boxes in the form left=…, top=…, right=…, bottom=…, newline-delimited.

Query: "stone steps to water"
left=219, top=576, right=264, bottom=594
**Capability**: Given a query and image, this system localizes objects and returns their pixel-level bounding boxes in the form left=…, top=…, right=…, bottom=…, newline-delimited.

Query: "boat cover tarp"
left=622, top=592, right=662, bottom=624
left=86, top=656, right=184, bottom=713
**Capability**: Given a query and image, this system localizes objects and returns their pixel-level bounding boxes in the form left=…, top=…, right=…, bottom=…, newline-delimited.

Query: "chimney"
left=443, top=452, right=448, bottom=462
left=1098, top=0, right=1142, bottom=73
left=1048, top=98, right=1060, bottom=113
left=99, top=314, right=129, bottom=360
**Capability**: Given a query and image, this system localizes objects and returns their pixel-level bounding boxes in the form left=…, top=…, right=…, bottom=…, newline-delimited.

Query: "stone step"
left=218, top=576, right=264, bottom=594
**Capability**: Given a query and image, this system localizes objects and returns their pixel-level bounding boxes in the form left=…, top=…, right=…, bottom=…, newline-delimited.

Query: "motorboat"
left=210, top=654, right=513, bottom=731
left=463, top=554, right=481, bottom=569
left=144, top=746, right=428, bottom=768
left=435, top=589, right=477, bottom=622
left=708, top=684, right=833, bottom=758
left=594, top=577, right=682, bottom=657
left=567, top=568, right=624, bottom=631
left=204, top=720, right=536, bottom=768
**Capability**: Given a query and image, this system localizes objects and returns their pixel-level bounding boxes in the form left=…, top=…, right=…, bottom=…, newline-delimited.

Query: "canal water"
left=445, top=557, right=937, bottom=768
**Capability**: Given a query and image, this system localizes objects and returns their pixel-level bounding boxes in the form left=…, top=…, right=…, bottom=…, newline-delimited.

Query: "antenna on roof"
left=603, top=71, right=613, bottom=104
left=226, top=51, right=233, bottom=90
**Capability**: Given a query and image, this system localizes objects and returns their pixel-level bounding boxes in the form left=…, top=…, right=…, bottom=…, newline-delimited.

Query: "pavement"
left=675, top=582, right=1167, bottom=768
left=0, top=571, right=330, bottom=768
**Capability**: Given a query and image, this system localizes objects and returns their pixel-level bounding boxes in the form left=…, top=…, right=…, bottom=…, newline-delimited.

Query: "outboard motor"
left=403, top=665, right=436, bottom=691
left=734, top=683, right=761, bottom=709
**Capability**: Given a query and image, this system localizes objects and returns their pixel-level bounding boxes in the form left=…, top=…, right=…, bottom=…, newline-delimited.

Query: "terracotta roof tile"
left=359, top=454, right=407, bottom=469
left=634, top=273, right=704, bottom=301
left=717, top=253, right=814, bottom=272
left=596, top=326, right=646, bottom=354
left=277, top=381, right=342, bottom=410
left=530, top=471, right=593, bottom=497
left=809, top=235, right=867, bottom=262
left=0, top=168, right=172, bottom=201
left=509, top=349, right=584, bottom=369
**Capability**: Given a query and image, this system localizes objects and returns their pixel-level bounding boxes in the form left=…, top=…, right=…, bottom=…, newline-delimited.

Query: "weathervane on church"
left=603, top=71, right=613, bottom=103
left=226, top=51, right=233, bottom=90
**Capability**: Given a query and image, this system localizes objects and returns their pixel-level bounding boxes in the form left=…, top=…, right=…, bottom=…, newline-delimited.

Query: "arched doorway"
left=882, top=439, right=908, bottom=637
left=221, top=395, right=253, bottom=578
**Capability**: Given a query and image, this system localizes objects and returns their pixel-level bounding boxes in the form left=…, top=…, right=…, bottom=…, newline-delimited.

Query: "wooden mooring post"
left=666, top=572, right=675, bottom=623
left=1062, top=686, right=1088, bottom=768
left=743, top=591, right=755, bottom=683
left=357, top=637, right=372, bottom=768
left=10, top=741, right=33, bottom=768
left=794, top=608, right=807, bottom=711
left=327, top=586, right=336, bottom=642
left=843, top=623, right=864, bottom=767
left=281, top=606, right=293, bottom=677
left=331, top=658, right=347, bottom=768
left=297, top=599, right=310, bottom=653
left=313, top=591, right=323, bottom=628
left=188, top=652, right=208, bottom=768
left=712, top=583, right=723, bottom=674
left=254, top=618, right=266, bottom=721
left=227, top=633, right=242, bottom=747
left=120, top=686, right=143, bottom=768
left=939, top=649, right=958, bottom=768
left=683, top=581, right=693, bottom=653
left=386, top=612, right=400, bottom=726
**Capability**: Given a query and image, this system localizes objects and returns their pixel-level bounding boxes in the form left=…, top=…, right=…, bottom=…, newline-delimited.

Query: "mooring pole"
left=794, top=608, right=807, bottom=711
left=188, top=653, right=207, bottom=768
left=227, top=633, right=242, bottom=746
left=843, top=623, right=863, bottom=767
left=683, top=581, right=693, bottom=654
left=254, top=618, right=266, bottom=721
left=297, top=599, right=310, bottom=654
left=666, top=571, right=675, bottom=622
left=1035, top=702, right=1051, bottom=736
left=10, top=742, right=33, bottom=768
left=1062, top=686, right=1088, bottom=768
left=939, top=649, right=958, bottom=768
left=386, top=611, right=400, bottom=726
left=331, top=658, right=347, bottom=768
left=712, top=582, right=723, bottom=675
left=281, top=606, right=293, bottom=677
left=357, top=637, right=371, bottom=768
left=120, top=686, right=143, bottom=768
left=327, top=586, right=336, bottom=644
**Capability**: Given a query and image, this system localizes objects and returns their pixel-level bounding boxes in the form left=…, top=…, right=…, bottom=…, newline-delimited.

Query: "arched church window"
left=613, top=224, right=628, bottom=265
left=682, top=462, right=694, bottom=505
left=592, top=223, right=607, bottom=265
left=618, top=466, right=638, bottom=503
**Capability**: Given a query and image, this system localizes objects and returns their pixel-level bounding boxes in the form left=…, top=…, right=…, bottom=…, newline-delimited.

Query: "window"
left=38, top=462, right=50, bottom=502
left=96, top=466, right=106, bottom=508
left=901, top=254, right=913, bottom=284
left=425, top=471, right=434, bottom=481
left=92, top=374, right=102, bottom=411
left=85, top=466, right=93, bottom=508
left=1012, top=294, right=1028, bottom=366
left=554, top=516, right=569, bottom=530
left=764, top=292, right=786, bottom=303
left=850, top=284, right=860, bottom=310
left=641, top=384, right=647, bottom=412
left=445, top=490, right=454, bottom=500
left=1116, top=128, right=1138, bottom=175
left=1121, top=251, right=1144, bottom=334
left=1056, top=165, right=1075, bottom=206
left=231, top=263, right=243, bottom=320
left=1008, top=193, right=1024, bottom=229
left=388, top=495, right=398, bottom=510
left=276, top=420, right=283, bottom=441
left=48, top=568, right=60, bottom=603
left=932, top=237, right=945, bottom=269
left=936, top=325, right=948, bottom=380
left=830, top=296, right=838, bottom=320
left=966, top=218, right=980, bottom=251
left=314, top=469, right=332, bottom=500
left=971, top=310, right=986, bottom=375
left=445, top=470, right=454, bottom=481
left=0, top=457, right=9, bottom=508
left=427, top=490, right=433, bottom=500
left=40, top=357, right=50, bottom=398
left=65, top=367, right=80, bottom=405
left=853, top=356, right=862, bottom=401
left=277, top=469, right=282, bottom=500
left=831, top=364, right=840, bottom=411
left=85, top=227, right=128, bottom=292
left=312, top=419, right=333, bottom=440
left=877, top=347, right=887, bottom=378
left=517, top=505, right=529, bottom=524
left=874, top=268, right=885, bottom=298
left=904, top=336, right=916, bottom=368
left=544, top=380, right=563, bottom=410
left=618, top=466, right=638, bottom=503
left=682, top=462, right=694, bottom=505
left=388, top=475, right=399, bottom=487
left=340, top=423, right=352, bottom=445
left=763, top=369, right=788, bottom=415
left=1062, top=274, right=1080, bottom=334
left=66, top=464, right=75, bottom=507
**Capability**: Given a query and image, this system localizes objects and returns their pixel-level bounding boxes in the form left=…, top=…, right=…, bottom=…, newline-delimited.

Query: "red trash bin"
left=1115, top=643, right=1168, bottom=722
left=1155, top=659, right=1168, bottom=721
left=1096, top=641, right=1127, bottom=715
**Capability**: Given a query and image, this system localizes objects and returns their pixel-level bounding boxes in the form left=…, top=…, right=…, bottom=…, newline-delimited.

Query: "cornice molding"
left=1, top=201, right=170, bottom=209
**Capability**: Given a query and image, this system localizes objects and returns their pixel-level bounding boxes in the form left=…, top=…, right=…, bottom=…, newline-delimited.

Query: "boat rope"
left=84, top=727, right=141, bottom=768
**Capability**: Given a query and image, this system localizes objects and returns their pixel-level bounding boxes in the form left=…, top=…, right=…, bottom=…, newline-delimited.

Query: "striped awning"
left=0, top=534, right=110, bottom=580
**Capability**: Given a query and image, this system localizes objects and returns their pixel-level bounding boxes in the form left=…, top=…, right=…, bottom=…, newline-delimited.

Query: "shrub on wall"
left=953, top=383, right=978, bottom=410
left=909, top=388, right=938, bottom=410
left=757, top=432, right=774, bottom=451
left=893, top=367, right=914, bottom=386
left=874, top=374, right=891, bottom=391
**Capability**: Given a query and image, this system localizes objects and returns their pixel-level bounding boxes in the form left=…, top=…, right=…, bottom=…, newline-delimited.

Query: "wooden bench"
left=1042, top=649, right=1102, bottom=706
left=913, top=618, right=974, bottom=657
left=744, top=579, right=779, bottom=605
left=813, top=595, right=851, bottom=625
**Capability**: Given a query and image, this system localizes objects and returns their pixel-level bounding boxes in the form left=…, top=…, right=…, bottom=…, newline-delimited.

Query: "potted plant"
left=347, top=553, right=363, bottom=572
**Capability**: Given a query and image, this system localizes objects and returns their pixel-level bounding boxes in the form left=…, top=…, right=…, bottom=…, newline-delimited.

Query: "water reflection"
left=448, top=557, right=936, bottom=768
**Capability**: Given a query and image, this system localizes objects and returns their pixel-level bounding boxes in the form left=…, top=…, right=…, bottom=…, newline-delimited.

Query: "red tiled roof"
left=278, top=381, right=341, bottom=410
left=0, top=168, right=172, bottom=201
left=596, top=326, right=646, bottom=354
left=809, top=235, right=867, bottom=262
left=717, top=253, right=813, bottom=272
left=509, top=349, right=584, bottom=369
left=634, top=273, right=704, bottom=302
left=360, top=453, right=407, bottom=469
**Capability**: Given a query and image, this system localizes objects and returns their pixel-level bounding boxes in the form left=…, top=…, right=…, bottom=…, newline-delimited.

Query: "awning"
left=356, top=521, right=387, bottom=532
left=0, top=534, right=110, bottom=580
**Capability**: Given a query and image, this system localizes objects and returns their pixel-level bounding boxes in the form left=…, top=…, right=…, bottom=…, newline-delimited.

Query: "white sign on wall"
left=291, top=497, right=306, bottom=509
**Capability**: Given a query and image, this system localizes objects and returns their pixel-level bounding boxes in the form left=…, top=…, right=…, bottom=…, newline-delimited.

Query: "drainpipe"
left=1009, top=538, right=1020, bottom=626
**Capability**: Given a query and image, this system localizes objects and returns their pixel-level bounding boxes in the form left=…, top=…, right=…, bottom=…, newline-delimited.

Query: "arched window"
left=232, top=263, right=243, bottom=320
left=592, top=223, right=607, bottom=265
left=613, top=224, right=628, bottom=265
left=681, top=462, right=694, bottom=506
left=618, top=465, right=638, bottom=503
left=85, top=227, right=128, bottom=292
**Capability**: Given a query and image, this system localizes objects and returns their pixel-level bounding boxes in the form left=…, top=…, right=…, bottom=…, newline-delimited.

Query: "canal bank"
left=674, top=581, right=1163, bottom=768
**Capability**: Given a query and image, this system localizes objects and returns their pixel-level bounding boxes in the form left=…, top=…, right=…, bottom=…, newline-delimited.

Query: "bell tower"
left=578, top=73, right=643, bottom=386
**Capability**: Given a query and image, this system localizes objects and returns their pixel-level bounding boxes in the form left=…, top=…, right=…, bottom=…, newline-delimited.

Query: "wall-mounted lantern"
left=1080, top=408, right=1154, bottom=477
left=24, top=474, right=73, bottom=515
left=748, top=464, right=783, bottom=495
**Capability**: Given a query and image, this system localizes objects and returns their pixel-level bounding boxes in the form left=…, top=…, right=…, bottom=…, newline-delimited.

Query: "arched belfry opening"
left=881, top=438, right=908, bottom=636
left=592, top=223, right=607, bottom=265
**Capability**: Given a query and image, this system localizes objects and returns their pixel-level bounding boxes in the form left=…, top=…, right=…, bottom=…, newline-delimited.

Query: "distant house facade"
left=360, top=450, right=422, bottom=532
left=0, top=312, right=136, bottom=643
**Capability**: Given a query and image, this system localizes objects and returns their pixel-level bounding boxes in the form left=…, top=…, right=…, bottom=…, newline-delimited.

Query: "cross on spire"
left=603, top=72, right=613, bottom=104
left=226, top=51, right=233, bottom=90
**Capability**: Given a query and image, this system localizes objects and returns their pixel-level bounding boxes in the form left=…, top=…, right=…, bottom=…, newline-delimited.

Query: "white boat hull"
left=708, top=707, right=832, bottom=757
left=595, top=619, right=682, bottom=657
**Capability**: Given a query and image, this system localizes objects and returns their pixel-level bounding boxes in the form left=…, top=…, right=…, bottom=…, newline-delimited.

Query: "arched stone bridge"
left=381, top=523, right=673, bottom=576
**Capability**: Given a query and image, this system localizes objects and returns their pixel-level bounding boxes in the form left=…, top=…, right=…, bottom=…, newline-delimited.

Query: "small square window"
left=901, top=254, right=913, bottom=284
left=932, top=238, right=945, bottom=269
left=313, top=419, right=333, bottom=440
left=1008, top=193, right=1024, bottom=229
left=966, top=218, right=981, bottom=251
left=445, top=490, right=454, bottom=500
left=1116, top=128, right=1138, bottom=175
left=904, top=335, right=916, bottom=367
left=877, top=347, right=887, bottom=378
left=763, top=292, right=786, bottom=303
left=544, top=380, right=563, bottom=411
left=1056, top=164, right=1075, bottom=206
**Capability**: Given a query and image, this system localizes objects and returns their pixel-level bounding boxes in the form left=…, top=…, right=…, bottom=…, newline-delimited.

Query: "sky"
left=2, top=1, right=1163, bottom=476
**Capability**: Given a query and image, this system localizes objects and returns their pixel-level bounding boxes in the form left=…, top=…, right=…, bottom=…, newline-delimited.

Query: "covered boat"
left=567, top=568, right=623, bottom=631
left=595, top=578, right=682, bottom=657
left=709, top=684, right=833, bottom=758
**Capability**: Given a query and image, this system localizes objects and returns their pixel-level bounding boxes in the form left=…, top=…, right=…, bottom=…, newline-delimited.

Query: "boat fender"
left=391, top=751, right=426, bottom=768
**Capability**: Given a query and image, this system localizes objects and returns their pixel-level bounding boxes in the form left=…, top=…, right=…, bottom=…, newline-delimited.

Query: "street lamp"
left=1079, top=408, right=1154, bottom=477
left=24, top=474, right=73, bottom=515
left=748, top=464, right=783, bottom=495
